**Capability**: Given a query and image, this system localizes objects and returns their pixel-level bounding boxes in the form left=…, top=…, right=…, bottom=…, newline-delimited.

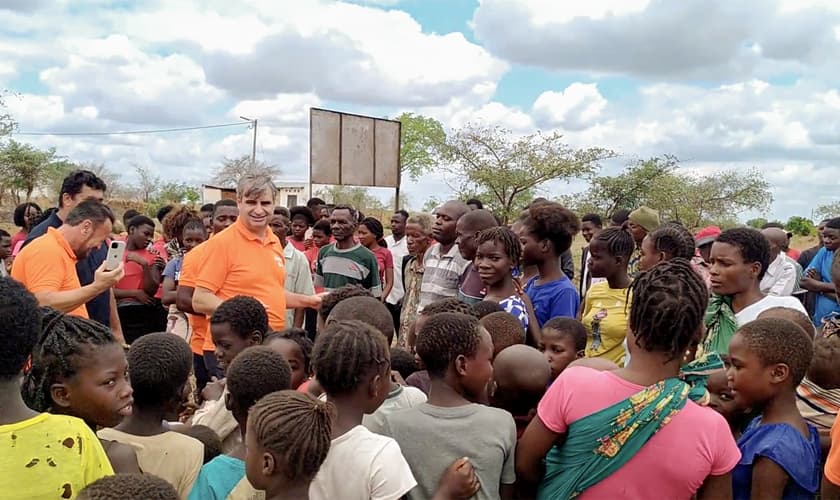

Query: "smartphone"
left=104, top=240, right=126, bottom=271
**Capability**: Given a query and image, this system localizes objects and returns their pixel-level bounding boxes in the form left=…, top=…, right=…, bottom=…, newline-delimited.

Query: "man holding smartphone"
left=12, top=200, right=124, bottom=321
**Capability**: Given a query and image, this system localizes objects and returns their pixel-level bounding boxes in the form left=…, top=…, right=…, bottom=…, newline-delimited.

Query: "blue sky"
left=1, top=0, right=839, bottom=221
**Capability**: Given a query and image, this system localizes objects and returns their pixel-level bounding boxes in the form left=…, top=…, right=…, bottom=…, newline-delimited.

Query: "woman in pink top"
left=357, top=217, right=394, bottom=302
left=517, top=259, right=740, bottom=499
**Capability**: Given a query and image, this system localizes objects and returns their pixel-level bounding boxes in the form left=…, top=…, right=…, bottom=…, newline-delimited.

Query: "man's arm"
left=176, top=285, right=198, bottom=314
left=285, top=291, right=321, bottom=310
left=36, top=284, right=110, bottom=314
left=192, top=286, right=223, bottom=317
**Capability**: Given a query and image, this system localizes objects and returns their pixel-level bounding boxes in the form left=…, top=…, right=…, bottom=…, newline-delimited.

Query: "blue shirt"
left=23, top=212, right=112, bottom=326
left=806, top=247, right=840, bottom=326
left=524, top=275, right=580, bottom=328
left=188, top=455, right=246, bottom=500
left=732, top=418, right=820, bottom=500
left=162, top=256, right=183, bottom=281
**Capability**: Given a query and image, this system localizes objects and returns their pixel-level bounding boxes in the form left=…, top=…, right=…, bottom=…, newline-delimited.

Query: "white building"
left=202, top=181, right=310, bottom=207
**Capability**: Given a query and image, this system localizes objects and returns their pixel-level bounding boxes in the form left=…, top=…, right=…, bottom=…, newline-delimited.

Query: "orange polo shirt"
left=194, top=219, right=287, bottom=331
left=11, top=227, right=89, bottom=319
left=179, top=241, right=211, bottom=355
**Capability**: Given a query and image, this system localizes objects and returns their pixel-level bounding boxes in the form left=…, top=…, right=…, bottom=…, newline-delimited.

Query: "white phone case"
left=104, top=240, right=126, bottom=271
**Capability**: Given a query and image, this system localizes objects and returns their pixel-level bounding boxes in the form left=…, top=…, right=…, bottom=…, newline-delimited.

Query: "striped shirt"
left=418, top=243, right=469, bottom=310
left=796, top=376, right=840, bottom=430
left=315, top=243, right=382, bottom=297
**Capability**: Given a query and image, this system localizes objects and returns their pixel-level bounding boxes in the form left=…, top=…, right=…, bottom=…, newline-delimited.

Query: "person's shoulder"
left=342, top=425, right=399, bottom=452
left=165, top=430, right=205, bottom=452
left=765, top=295, right=806, bottom=311
left=402, top=385, right=427, bottom=404
left=679, top=401, right=733, bottom=429
left=473, top=404, right=516, bottom=426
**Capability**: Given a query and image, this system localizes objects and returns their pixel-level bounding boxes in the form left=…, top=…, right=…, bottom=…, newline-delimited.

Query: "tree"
left=133, top=164, right=161, bottom=203
left=0, top=140, right=57, bottom=203
left=0, top=90, right=14, bottom=138
left=395, top=112, right=446, bottom=181
left=422, top=196, right=442, bottom=213
left=439, top=124, right=615, bottom=223
left=211, top=155, right=281, bottom=188
left=746, top=217, right=769, bottom=229
left=566, top=156, right=773, bottom=228
left=785, top=216, right=815, bottom=236
left=817, top=202, right=840, bottom=220
left=316, top=185, right=385, bottom=213
left=44, top=160, right=130, bottom=201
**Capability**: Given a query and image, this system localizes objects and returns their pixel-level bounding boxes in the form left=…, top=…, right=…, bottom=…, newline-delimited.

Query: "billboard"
left=310, top=108, right=402, bottom=189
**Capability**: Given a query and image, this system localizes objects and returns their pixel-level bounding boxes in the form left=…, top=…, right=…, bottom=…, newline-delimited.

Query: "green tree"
left=746, top=217, right=769, bottom=229
left=439, top=124, right=615, bottom=223
left=422, top=196, right=442, bottom=213
left=212, top=155, right=281, bottom=188
left=566, top=156, right=773, bottom=228
left=816, top=202, right=840, bottom=220
left=785, top=216, right=815, bottom=236
left=316, top=185, right=385, bottom=213
left=0, top=140, right=58, bottom=203
left=395, top=112, right=446, bottom=181
left=0, top=90, right=14, bottom=138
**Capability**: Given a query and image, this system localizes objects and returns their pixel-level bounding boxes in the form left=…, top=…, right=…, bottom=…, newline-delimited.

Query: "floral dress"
left=398, top=254, right=424, bottom=347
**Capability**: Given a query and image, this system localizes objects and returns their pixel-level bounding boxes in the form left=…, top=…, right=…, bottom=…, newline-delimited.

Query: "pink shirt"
left=537, top=366, right=740, bottom=499
left=372, top=246, right=393, bottom=285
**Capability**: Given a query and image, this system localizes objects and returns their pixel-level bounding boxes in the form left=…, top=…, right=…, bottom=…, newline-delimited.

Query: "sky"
left=1, top=0, right=839, bottom=220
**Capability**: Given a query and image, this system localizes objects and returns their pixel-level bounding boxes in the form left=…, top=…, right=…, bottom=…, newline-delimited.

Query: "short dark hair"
left=610, top=209, right=630, bottom=225
left=471, top=300, right=503, bottom=319
left=213, top=199, right=237, bottom=216
left=313, top=219, right=332, bottom=235
left=210, top=296, right=269, bottom=339
left=289, top=206, right=316, bottom=226
left=0, top=229, right=10, bottom=239
left=543, top=317, right=587, bottom=352
left=126, top=333, right=192, bottom=410
left=79, top=474, right=178, bottom=500
left=736, top=318, right=813, bottom=386
left=581, top=213, right=603, bottom=227
left=465, top=198, right=484, bottom=209
left=156, top=205, right=174, bottom=224
left=390, top=347, right=419, bottom=380
left=416, top=312, right=482, bottom=378
left=394, top=209, right=410, bottom=221
left=327, top=296, right=394, bottom=342
left=200, top=203, right=215, bottom=213
left=420, top=297, right=476, bottom=317
left=312, top=320, right=389, bottom=396
left=307, top=197, right=327, bottom=209
left=127, top=215, right=155, bottom=232
left=0, top=278, right=42, bottom=380
left=264, top=328, right=314, bottom=375
left=227, top=346, right=292, bottom=415
left=58, top=170, right=107, bottom=208
left=716, top=228, right=771, bottom=281
left=274, top=206, right=291, bottom=218
left=331, top=204, right=357, bottom=221
left=522, top=202, right=581, bottom=255
left=319, top=285, right=372, bottom=321
left=64, top=200, right=115, bottom=227
left=13, top=202, right=41, bottom=227
left=122, top=209, right=140, bottom=225
left=479, top=311, right=524, bottom=358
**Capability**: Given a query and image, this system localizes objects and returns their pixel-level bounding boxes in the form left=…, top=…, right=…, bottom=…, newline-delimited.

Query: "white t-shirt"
left=735, top=295, right=808, bottom=325
left=363, top=385, right=427, bottom=435
left=310, top=425, right=417, bottom=500
left=385, top=235, right=409, bottom=305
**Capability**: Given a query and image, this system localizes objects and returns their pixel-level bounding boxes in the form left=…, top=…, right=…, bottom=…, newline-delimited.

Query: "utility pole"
left=240, top=116, right=257, bottom=166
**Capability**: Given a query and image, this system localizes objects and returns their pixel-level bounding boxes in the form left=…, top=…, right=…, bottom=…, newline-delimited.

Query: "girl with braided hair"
left=22, top=308, right=141, bottom=474
left=517, top=258, right=740, bottom=499
left=357, top=216, right=394, bottom=302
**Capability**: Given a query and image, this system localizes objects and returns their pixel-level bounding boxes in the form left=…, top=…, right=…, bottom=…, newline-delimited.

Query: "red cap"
left=694, top=226, right=721, bottom=247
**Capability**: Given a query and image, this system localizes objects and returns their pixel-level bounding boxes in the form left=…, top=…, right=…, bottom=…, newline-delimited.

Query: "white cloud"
left=532, top=83, right=607, bottom=131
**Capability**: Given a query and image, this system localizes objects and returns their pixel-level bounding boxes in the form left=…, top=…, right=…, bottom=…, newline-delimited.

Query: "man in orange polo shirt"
left=192, top=174, right=321, bottom=330
left=12, top=200, right=124, bottom=319
left=176, top=199, right=239, bottom=389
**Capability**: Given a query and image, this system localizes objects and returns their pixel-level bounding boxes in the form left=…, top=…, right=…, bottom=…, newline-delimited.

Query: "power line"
left=13, top=122, right=249, bottom=137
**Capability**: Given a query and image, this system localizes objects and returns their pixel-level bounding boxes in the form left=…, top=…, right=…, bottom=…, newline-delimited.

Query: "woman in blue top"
left=802, top=217, right=840, bottom=327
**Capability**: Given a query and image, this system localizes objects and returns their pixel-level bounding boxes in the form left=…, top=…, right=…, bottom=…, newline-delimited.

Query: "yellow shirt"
left=582, top=281, right=632, bottom=365
left=0, top=413, right=113, bottom=499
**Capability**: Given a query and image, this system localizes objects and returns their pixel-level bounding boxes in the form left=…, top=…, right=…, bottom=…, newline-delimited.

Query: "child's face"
left=518, top=225, right=544, bottom=267
left=56, top=342, right=133, bottom=428
left=312, top=229, right=330, bottom=248
left=181, top=228, right=206, bottom=252
left=266, top=338, right=308, bottom=390
left=475, top=240, right=513, bottom=287
left=538, top=329, right=580, bottom=380
left=706, top=369, right=743, bottom=421
left=211, top=322, right=260, bottom=374
left=0, top=236, right=11, bottom=260
left=290, top=216, right=309, bottom=239
left=823, top=227, right=840, bottom=252
left=727, top=332, right=780, bottom=407
left=461, top=327, right=495, bottom=402
left=587, top=239, right=621, bottom=279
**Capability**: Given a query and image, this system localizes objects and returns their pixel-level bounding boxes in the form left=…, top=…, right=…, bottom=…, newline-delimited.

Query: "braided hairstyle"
left=521, top=201, right=581, bottom=255
left=593, top=226, right=635, bottom=260
left=628, top=258, right=709, bottom=361
left=312, top=320, right=389, bottom=396
left=264, top=328, right=314, bottom=375
left=0, top=278, right=42, bottom=380
left=162, top=205, right=198, bottom=242
left=248, top=390, right=334, bottom=482
left=22, top=308, right=117, bottom=412
left=648, top=223, right=696, bottom=260
left=360, top=217, right=387, bottom=248
left=416, top=312, right=482, bottom=377
left=420, top=297, right=476, bottom=318
left=474, top=226, right=522, bottom=266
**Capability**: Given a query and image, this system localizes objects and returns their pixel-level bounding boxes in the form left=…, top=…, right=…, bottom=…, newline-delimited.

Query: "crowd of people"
left=1, top=167, right=840, bottom=499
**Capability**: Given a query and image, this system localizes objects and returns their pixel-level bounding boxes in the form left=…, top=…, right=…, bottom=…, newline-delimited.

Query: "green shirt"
left=315, top=243, right=382, bottom=297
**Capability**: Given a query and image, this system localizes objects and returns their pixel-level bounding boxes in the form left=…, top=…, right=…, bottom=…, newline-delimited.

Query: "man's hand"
left=201, top=376, right=226, bottom=402
left=94, top=261, right=125, bottom=289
